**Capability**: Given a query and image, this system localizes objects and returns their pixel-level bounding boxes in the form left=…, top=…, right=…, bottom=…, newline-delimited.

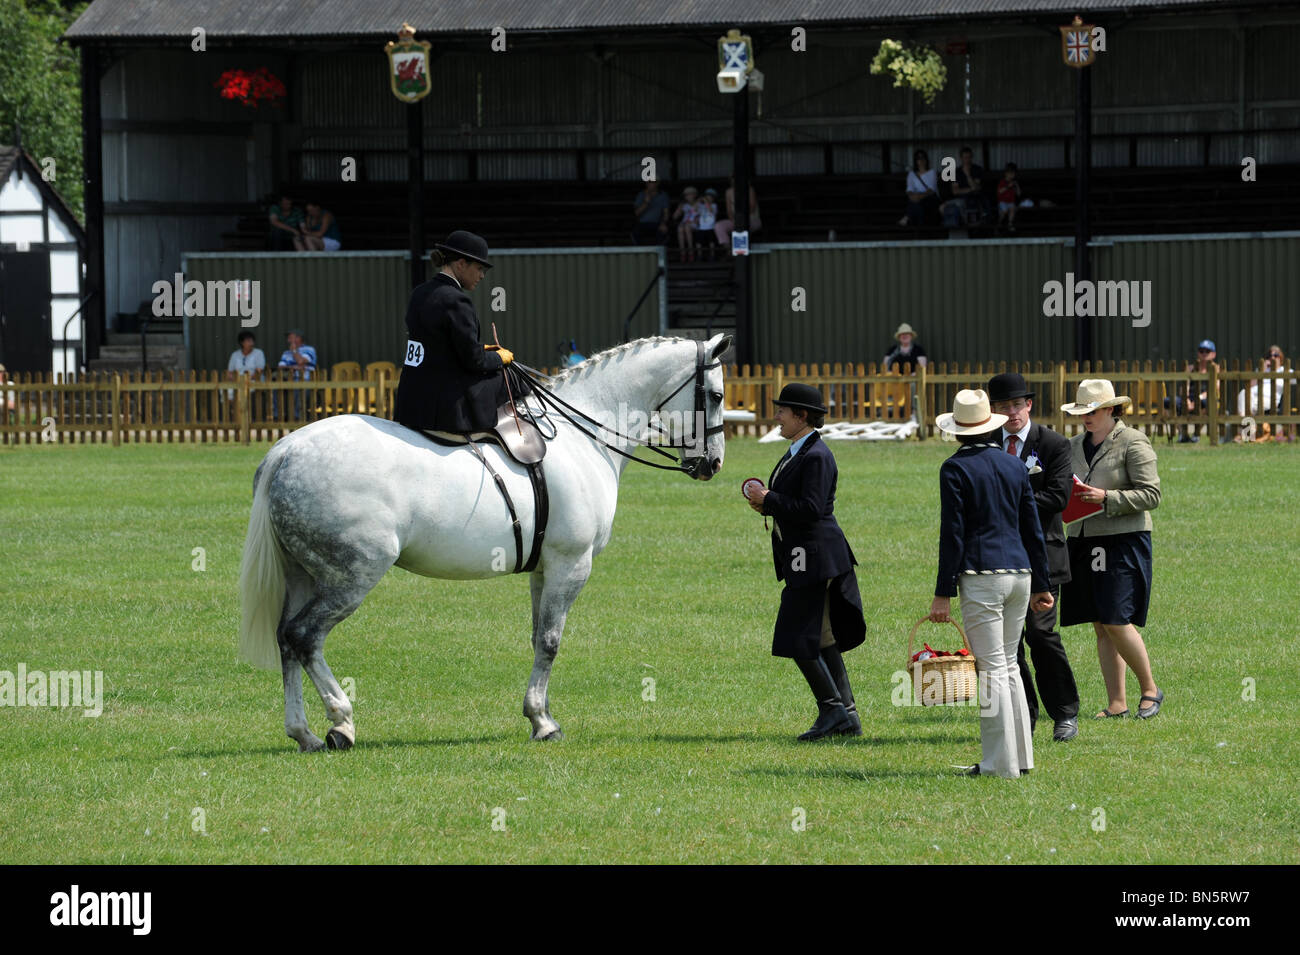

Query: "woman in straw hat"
left=745, top=383, right=867, bottom=741
left=929, top=389, right=1054, bottom=777
left=1061, top=379, right=1164, bottom=720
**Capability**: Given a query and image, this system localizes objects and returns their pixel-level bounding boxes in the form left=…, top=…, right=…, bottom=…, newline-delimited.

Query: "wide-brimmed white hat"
left=1062, top=378, right=1132, bottom=415
left=894, top=323, right=917, bottom=340
left=936, top=389, right=1007, bottom=436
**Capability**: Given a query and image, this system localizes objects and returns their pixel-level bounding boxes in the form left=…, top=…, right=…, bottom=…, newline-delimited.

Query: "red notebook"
left=1062, top=475, right=1104, bottom=526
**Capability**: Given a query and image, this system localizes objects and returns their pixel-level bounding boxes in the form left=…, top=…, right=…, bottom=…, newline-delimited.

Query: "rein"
left=508, top=341, right=722, bottom=476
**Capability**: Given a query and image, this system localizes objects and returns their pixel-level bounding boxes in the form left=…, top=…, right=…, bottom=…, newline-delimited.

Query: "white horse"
left=238, top=334, right=731, bottom=751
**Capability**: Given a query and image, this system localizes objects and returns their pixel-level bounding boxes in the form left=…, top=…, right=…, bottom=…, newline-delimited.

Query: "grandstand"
left=61, top=0, right=1300, bottom=368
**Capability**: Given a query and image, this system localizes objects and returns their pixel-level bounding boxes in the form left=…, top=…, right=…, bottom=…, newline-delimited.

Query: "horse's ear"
left=708, top=333, right=734, bottom=363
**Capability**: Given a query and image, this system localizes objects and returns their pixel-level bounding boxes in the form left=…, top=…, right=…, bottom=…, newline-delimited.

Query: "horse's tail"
left=238, top=446, right=289, bottom=670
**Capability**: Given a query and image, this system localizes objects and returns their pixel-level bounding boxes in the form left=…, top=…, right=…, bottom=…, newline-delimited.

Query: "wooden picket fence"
left=719, top=358, right=1298, bottom=442
left=2, top=359, right=1296, bottom=445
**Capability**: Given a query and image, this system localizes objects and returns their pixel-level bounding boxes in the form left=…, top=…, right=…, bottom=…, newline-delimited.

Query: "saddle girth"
left=463, top=438, right=548, bottom=574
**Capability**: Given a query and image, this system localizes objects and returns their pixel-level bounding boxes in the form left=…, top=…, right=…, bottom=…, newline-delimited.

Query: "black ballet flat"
left=1094, top=707, right=1129, bottom=719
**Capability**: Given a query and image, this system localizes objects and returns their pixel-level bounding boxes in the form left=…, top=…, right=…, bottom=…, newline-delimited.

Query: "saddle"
left=424, top=402, right=547, bottom=465
left=422, top=401, right=550, bottom=574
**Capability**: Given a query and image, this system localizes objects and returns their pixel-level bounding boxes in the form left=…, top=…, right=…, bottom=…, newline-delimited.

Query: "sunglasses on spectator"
left=1269, top=352, right=1282, bottom=358
left=1197, top=347, right=1212, bottom=352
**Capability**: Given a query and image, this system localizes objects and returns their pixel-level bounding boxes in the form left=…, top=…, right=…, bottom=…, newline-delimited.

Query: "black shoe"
left=1136, top=688, right=1164, bottom=719
left=836, top=709, right=863, bottom=736
left=1053, top=717, right=1079, bottom=741
left=798, top=701, right=854, bottom=740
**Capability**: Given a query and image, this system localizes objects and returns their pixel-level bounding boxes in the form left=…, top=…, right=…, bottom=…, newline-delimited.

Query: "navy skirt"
left=1061, top=531, right=1152, bottom=628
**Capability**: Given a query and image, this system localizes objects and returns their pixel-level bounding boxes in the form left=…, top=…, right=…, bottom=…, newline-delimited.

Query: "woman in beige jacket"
left=1061, top=380, right=1164, bottom=720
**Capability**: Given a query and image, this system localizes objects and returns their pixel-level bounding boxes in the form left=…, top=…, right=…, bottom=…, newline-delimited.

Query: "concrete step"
left=98, top=344, right=186, bottom=362
left=87, top=358, right=187, bottom=374
left=105, top=332, right=185, bottom=346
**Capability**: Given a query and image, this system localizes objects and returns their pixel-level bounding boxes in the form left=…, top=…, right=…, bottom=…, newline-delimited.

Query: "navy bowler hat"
left=435, top=230, right=493, bottom=268
left=772, top=382, right=828, bottom=414
left=987, top=372, right=1034, bottom=403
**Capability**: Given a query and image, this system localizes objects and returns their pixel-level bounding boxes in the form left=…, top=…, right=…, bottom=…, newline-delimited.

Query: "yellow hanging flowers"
left=870, top=39, right=948, bottom=105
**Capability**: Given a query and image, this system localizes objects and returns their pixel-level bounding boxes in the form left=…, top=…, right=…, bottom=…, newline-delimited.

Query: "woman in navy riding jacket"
left=929, top=389, right=1054, bottom=778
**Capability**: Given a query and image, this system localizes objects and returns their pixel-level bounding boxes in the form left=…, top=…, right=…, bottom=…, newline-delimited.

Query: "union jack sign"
left=1060, top=17, right=1096, bottom=68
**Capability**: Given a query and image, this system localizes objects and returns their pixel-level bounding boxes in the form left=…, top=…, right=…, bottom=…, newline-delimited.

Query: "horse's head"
left=657, top=333, right=732, bottom=481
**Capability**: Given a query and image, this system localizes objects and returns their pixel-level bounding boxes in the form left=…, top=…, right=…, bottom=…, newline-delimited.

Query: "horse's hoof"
left=297, top=736, right=326, bottom=753
left=532, top=728, right=564, bottom=742
left=326, top=726, right=355, bottom=750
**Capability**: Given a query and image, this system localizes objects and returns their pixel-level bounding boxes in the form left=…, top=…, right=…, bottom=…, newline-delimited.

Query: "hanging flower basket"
left=214, top=67, right=286, bottom=108
left=870, top=40, right=948, bottom=105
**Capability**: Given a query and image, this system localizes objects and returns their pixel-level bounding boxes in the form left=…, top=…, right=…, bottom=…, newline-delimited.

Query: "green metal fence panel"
left=183, top=252, right=410, bottom=373
left=1095, top=234, right=1299, bottom=364
left=182, top=248, right=664, bottom=372
left=752, top=240, right=1071, bottom=366
left=752, top=233, right=1300, bottom=366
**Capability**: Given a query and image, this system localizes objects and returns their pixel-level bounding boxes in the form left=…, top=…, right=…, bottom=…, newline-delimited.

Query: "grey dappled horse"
left=238, top=334, right=731, bottom=751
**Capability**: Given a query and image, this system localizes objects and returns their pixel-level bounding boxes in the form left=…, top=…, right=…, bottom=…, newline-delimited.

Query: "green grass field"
left=2, top=436, right=1297, bottom=864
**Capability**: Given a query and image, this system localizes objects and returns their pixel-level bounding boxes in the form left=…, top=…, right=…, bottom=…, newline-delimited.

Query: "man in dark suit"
left=746, top=383, right=867, bottom=740
left=395, top=230, right=519, bottom=433
left=988, top=373, right=1081, bottom=741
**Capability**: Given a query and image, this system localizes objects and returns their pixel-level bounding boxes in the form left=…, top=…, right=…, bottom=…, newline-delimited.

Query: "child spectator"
left=673, top=186, right=702, bottom=261
left=694, top=188, right=719, bottom=259
left=997, top=163, right=1022, bottom=233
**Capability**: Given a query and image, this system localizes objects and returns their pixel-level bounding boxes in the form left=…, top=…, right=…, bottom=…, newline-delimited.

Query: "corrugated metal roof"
left=65, top=0, right=1264, bottom=42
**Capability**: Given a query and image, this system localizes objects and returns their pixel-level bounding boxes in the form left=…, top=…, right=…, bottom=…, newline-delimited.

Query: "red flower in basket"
left=215, top=67, right=286, bottom=108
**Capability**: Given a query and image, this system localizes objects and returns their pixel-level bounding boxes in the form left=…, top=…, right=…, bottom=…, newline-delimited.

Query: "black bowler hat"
left=987, top=372, right=1034, bottom=403
left=435, top=230, right=493, bottom=268
left=772, top=382, right=827, bottom=414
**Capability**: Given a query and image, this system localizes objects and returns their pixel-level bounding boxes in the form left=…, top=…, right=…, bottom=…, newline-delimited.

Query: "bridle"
left=509, top=340, right=724, bottom=477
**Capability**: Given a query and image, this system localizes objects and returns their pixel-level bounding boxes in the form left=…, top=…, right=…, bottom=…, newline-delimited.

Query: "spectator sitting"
left=1166, top=339, right=1219, bottom=442
left=1267, top=345, right=1296, bottom=442
left=883, top=323, right=929, bottom=371
left=945, top=145, right=989, bottom=225
left=0, top=363, right=13, bottom=420
left=996, top=163, right=1022, bottom=233
left=296, top=202, right=342, bottom=252
left=275, top=329, right=317, bottom=420
left=268, top=195, right=303, bottom=251
left=673, top=186, right=702, bottom=261
left=694, top=188, right=720, bottom=259
left=558, top=339, right=586, bottom=368
left=225, top=330, right=266, bottom=400
left=632, top=179, right=670, bottom=245
left=898, top=150, right=940, bottom=227
left=278, top=329, right=317, bottom=381
left=1236, top=345, right=1296, bottom=442
left=714, top=175, right=762, bottom=253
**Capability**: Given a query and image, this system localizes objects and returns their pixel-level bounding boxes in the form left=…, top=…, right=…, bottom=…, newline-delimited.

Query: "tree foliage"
left=870, top=39, right=948, bottom=106
left=0, top=0, right=90, bottom=221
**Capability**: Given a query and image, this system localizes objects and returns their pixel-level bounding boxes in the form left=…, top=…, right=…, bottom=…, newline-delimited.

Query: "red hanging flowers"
left=214, top=67, right=286, bottom=108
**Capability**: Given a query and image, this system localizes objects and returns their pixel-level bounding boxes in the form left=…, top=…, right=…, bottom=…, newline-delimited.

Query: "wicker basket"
left=906, top=617, right=978, bottom=706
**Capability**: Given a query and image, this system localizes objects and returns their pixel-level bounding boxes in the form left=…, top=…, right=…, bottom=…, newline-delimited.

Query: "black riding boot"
left=820, top=644, right=862, bottom=736
left=794, top=656, right=853, bottom=741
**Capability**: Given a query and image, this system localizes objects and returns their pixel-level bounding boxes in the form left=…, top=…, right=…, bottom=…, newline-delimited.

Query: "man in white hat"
left=930, top=389, right=1054, bottom=777
left=883, top=323, right=928, bottom=372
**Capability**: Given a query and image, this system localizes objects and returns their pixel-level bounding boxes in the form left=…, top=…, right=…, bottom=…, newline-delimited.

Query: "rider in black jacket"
left=395, top=231, right=522, bottom=433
